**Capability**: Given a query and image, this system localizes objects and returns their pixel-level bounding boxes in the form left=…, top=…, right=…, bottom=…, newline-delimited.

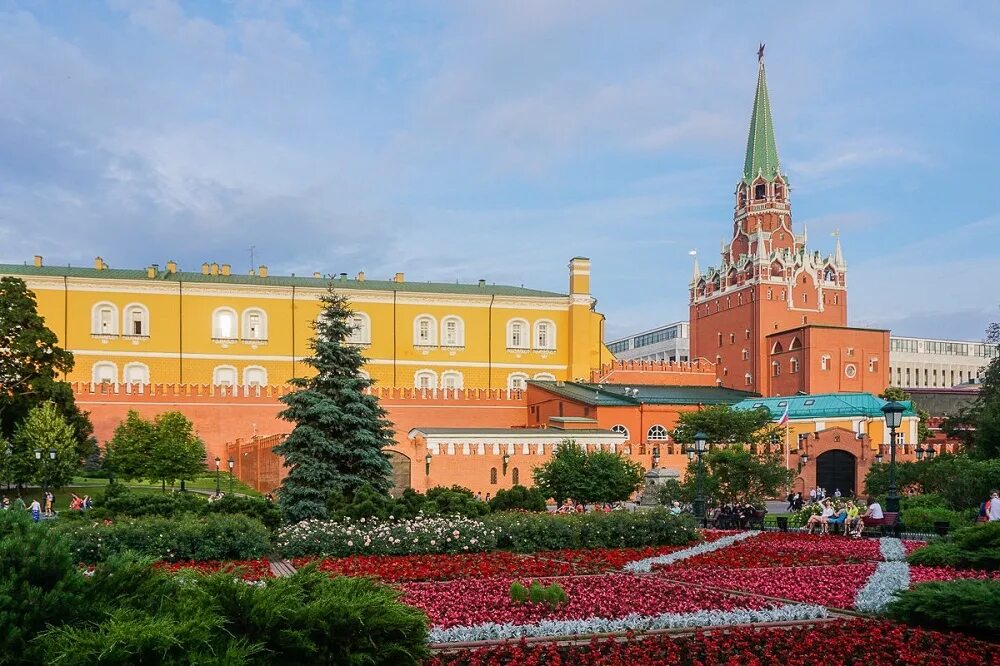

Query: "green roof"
left=743, top=59, right=782, bottom=183
left=529, top=381, right=757, bottom=407
left=0, top=263, right=564, bottom=298
left=732, top=393, right=918, bottom=420
left=410, top=427, right=618, bottom=436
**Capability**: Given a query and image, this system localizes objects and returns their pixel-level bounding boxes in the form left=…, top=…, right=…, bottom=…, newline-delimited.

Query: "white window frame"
left=507, top=318, right=529, bottom=350
left=357, top=369, right=371, bottom=380
left=413, top=315, right=437, bottom=346
left=533, top=372, right=556, bottom=380
left=820, top=354, right=831, bottom=371
left=92, top=361, right=118, bottom=384
left=122, top=303, right=150, bottom=337
left=790, top=357, right=800, bottom=373
left=243, top=365, right=267, bottom=387
left=533, top=319, right=556, bottom=350
left=440, top=316, right=464, bottom=347
left=647, top=424, right=669, bottom=441
left=91, top=302, right=119, bottom=336
left=414, top=369, right=437, bottom=390
left=122, top=362, right=149, bottom=385
left=347, top=312, right=372, bottom=345
left=212, top=307, right=238, bottom=340
left=611, top=424, right=630, bottom=441
left=441, top=370, right=464, bottom=390
left=507, top=372, right=529, bottom=391
left=242, top=308, right=268, bottom=341
left=212, top=365, right=238, bottom=387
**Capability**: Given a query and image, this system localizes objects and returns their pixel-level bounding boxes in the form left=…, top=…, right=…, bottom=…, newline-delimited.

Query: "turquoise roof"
left=743, top=59, right=782, bottom=183
left=530, top=381, right=757, bottom=407
left=0, top=263, right=564, bottom=298
left=732, top=393, right=917, bottom=420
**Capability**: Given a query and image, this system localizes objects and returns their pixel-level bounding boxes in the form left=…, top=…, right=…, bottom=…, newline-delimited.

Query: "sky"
left=0, top=1, right=998, bottom=342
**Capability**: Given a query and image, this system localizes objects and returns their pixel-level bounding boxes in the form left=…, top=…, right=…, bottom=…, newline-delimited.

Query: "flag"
left=776, top=404, right=789, bottom=425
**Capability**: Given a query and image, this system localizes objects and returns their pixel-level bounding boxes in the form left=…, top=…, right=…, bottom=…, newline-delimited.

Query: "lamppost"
left=34, top=448, right=56, bottom=500
left=881, top=400, right=905, bottom=513
left=227, top=457, right=235, bottom=494
left=214, top=456, right=221, bottom=494
left=424, top=454, right=432, bottom=477
left=652, top=446, right=660, bottom=469
left=915, top=443, right=937, bottom=461
left=4, top=443, right=11, bottom=490
left=689, top=431, right=709, bottom=523
left=502, top=453, right=510, bottom=476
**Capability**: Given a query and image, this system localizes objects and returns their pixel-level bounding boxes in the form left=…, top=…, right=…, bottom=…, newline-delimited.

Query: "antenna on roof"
left=249, top=245, right=256, bottom=274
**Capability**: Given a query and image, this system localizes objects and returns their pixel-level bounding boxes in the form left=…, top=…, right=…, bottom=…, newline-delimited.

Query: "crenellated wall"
left=590, top=359, right=717, bottom=386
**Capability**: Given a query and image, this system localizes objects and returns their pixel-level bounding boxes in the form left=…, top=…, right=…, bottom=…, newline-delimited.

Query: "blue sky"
left=0, top=1, right=998, bottom=341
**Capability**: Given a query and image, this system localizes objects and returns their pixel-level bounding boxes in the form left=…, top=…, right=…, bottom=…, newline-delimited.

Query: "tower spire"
left=743, top=45, right=781, bottom=183
left=833, top=229, right=845, bottom=267
left=689, top=251, right=700, bottom=284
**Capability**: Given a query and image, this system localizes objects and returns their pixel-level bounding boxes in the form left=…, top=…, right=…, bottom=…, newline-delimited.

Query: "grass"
left=3, top=485, right=168, bottom=512
left=71, top=474, right=261, bottom=497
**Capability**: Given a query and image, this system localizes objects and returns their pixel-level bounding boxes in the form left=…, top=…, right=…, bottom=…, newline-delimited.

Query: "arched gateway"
left=815, top=449, right=856, bottom=497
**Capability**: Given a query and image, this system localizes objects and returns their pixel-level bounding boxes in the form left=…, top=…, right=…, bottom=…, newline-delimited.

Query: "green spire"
left=743, top=53, right=781, bottom=183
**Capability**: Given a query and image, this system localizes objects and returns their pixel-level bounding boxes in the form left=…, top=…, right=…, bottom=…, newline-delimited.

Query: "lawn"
left=70, top=474, right=261, bottom=496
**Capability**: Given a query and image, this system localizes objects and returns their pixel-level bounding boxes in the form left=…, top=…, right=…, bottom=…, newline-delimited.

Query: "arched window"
left=772, top=361, right=781, bottom=377
left=441, top=316, right=464, bottom=347
left=790, top=357, right=800, bottom=373
left=212, top=365, right=238, bottom=387
left=534, top=320, right=555, bottom=350
left=745, top=373, right=753, bottom=386
left=414, top=370, right=437, bottom=390
left=767, top=288, right=773, bottom=300
left=507, top=372, right=528, bottom=391
left=742, top=348, right=750, bottom=361
left=533, top=372, right=556, bottom=381
left=212, top=308, right=238, bottom=340
left=821, top=355, right=831, bottom=371
left=242, top=308, right=268, bottom=341
left=754, top=182, right=767, bottom=199
left=511, top=467, right=520, bottom=485
left=507, top=318, right=529, bottom=349
left=123, top=303, right=149, bottom=337
left=348, top=312, right=371, bottom=344
left=441, top=371, right=463, bottom=390
left=647, top=425, right=669, bottom=441
left=771, top=341, right=784, bottom=354
left=774, top=181, right=784, bottom=199
left=414, top=315, right=437, bottom=346
left=789, top=336, right=802, bottom=351
left=243, top=366, right=267, bottom=387
left=123, top=362, right=149, bottom=385
left=91, top=302, right=119, bottom=336
left=92, top=361, right=117, bottom=384
left=490, top=467, right=498, bottom=485
left=611, top=424, right=630, bottom=441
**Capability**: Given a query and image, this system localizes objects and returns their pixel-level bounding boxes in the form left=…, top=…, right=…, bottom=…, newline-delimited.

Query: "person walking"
left=988, top=490, right=1000, bottom=522
left=786, top=492, right=795, bottom=511
left=44, top=491, right=53, bottom=517
left=29, top=498, right=42, bottom=522
left=809, top=488, right=817, bottom=503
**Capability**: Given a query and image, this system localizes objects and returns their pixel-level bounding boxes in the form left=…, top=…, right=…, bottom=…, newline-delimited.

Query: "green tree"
left=104, top=411, right=205, bottom=488
left=103, top=410, right=156, bottom=481
left=942, top=318, right=1000, bottom=458
left=681, top=447, right=791, bottom=507
left=532, top=441, right=644, bottom=505
left=0, top=277, right=95, bottom=466
left=10, top=402, right=79, bottom=489
left=671, top=404, right=778, bottom=448
left=880, top=386, right=931, bottom=443
left=275, top=287, right=395, bottom=523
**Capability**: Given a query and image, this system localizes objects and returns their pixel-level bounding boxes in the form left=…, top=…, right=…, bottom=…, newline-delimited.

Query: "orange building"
left=688, top=49, right=887, bottom=398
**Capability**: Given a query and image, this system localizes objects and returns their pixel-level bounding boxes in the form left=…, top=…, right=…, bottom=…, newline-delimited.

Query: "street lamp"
left=502, top=453, right=510, bottom=476
left=214, top=456, right=221, bottom=494
left=227, top=457, right=235, bottom=494
left=874, top=451, right=883, bottom=465
left=915, top=445, right=926, bottom=461
left=692, top=431, right=709, bottom=523
left=424, top=453, right=432, bottom=476
left=652, top=446, right=660, bottom=469
left=925, top=443, right=936, bottom=460
left=4, top=443, right=11, bottom=490
left=881, top=400, right=905, bottom=513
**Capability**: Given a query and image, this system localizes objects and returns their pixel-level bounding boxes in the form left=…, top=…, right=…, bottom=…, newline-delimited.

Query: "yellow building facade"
left=1, top=256, right=611, bottom=390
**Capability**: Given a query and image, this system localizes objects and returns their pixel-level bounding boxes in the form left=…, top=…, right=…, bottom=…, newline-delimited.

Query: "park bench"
left=860, top=511, right=900, bottom=537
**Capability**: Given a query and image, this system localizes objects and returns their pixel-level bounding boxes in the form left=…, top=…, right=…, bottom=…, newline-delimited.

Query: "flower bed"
left=153, top=558, right=273, bottom=581
left=904, top=540, right=928, bottom=556
left=425, top=619, right=1000, bottom=665
left=909, top=565, right=1000, bottom=585
left=660, top=532, right=882, bottom=569
left=658, top=563, right=876, bottom=609
left=401, top=573, right=774, bottom=629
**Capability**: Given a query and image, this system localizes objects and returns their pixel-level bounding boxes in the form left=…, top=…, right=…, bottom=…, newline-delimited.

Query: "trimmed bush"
left=489, top=485, right=547, bottom=513
left=885, top=579, right=1000, bottom=639
left=205, top=494, right=282, bottom=532
left=908, top=522, right=1000, bottom=570
left=425, top=485, right=489, bottom=518
left=53, top=514, right=270, bottom=563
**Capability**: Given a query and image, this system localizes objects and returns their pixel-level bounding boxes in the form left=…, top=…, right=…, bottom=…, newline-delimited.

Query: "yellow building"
left=1, top=255, right=610, bottom=390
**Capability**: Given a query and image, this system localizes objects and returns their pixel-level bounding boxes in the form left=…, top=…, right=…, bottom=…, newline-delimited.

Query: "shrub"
left=885, top=579, right=1000, bottom=638
left=95, top=483, right=207, bottom=518
left=425, top=485, right=489, bottom=518
left=0, top=511, right=88, bottom=664
left=205, top=494, right=282, bottom=532
left=900, top=506, right=972, bottom=534
left=487, top=508, right=698, bottom=552
left=53, top=514, right=271, bottom=563
left=509, top=580, right=568, bottom=609
left=489, top=485, right=547, bottom=513
left=908, top=522, right=1000, bottom=570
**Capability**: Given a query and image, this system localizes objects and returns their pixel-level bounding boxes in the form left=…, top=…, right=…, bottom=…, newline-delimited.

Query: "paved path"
left=268, top=557, right=297, bottom=577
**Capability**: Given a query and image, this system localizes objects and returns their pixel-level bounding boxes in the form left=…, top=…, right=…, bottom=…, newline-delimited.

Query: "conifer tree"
left=275, top=286, right=394, bottom=522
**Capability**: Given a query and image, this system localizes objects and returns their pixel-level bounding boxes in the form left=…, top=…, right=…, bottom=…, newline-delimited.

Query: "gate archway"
left=815, top=449, right=856, bottom=497
left=385, top=451, right=412, bottom=497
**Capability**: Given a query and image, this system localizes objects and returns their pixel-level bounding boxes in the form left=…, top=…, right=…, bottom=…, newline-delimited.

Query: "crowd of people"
left=706, top=503, right=765, bottom=529
left=802, top=496, right=884, bottom=537
left=1, top=491, right=92, bottom=522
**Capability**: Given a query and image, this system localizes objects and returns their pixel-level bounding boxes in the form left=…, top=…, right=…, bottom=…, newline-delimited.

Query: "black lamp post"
left=424, top=454, right=432, bottom=476
left=214, top=456, right=221, bottom=493
left=502, top=453, right=510, bottom=476
left=652, top=446, right=660, bottom=469
left=874, top=451, right=883, bottom=465
left=925, top=443, right=936, bottom=460
left=227, top=457, right=235, bottom=494
left=4, top=443, right=12, bottom=491
left=691, top=431, right=708, bottom=522
left=915, top=445, right=926, bottom=461
left=881, top=400, right=905, bottom=513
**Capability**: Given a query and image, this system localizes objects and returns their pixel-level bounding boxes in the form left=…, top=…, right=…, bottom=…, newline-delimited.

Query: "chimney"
left=339, top=272, right=347, bottom=281
left=394, top=272, right=405, bottom=283
left=258, top=265, right=268, bottom=278
left=166, top=260, right=177, bottom=274
left=221, top=263, right=231, bottom=276
left=357, top=271, right=366, bottom=282
left=94, top=256, right=105, bottom=270
left=33, top=255, right=43, bottom=267
left=478, top=279, right=486, bottom=287
left=146, top=266, right=157, bottom=279
left=210, top=263, right=219, bottom=276
left=201, top=262, right=210, bottom=275
left=312, top=271, right=321, bottom=279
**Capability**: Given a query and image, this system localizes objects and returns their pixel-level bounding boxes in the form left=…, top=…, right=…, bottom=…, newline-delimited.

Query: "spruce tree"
left=275, top=286, right=394, bottom=522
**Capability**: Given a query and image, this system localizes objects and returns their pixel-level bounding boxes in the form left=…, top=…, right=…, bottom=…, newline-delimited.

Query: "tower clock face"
left=844, top=364, right=857, bottom=378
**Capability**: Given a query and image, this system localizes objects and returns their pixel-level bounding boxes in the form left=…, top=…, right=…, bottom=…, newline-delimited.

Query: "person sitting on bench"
left=854, top=497, right=884, bottom=537
left=825, top=503, right=848, bottom=536
left=804, top=499, right=833, bottom=535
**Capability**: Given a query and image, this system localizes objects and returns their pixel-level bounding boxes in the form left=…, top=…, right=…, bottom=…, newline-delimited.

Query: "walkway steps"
left=268, top=557, right=297, bottom=577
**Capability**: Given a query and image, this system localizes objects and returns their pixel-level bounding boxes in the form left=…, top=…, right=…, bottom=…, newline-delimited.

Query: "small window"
left=869, top=357, right=879, bottom=373
left=212, top=365, right=238, bottom=387
left=534, top=320, right=555, bottom=350
left=441, top=371, right=463, bottom=390
left=729, top=333, right=735, bottom=344
left=754, top=183, right=766, bottom=199
left=753, top=402, right=764, bottom=408
left=507, top=319, right=529, bottom=349
left=243, top=309, right=267, bottom=341
left=123, top=304, right=149, bottom=337
left=777, top=401, right=788, bottom=407
left=92, top=302, right=119, bottom=336
left=123, top=362, right=149, bottom=385
left=414, top=315, right=437, bottom=346
left=213, top=308, right=238, bottom=340
left=533, top=372, right=556, bottom=380
left=93, top=362, right=118, bottom=384
left=745, top=373, right=752, bottom=386
left=490, top=467, right=498, bottom=485
left=718, top=333, right=723, bottom=347
left=414, top=370, right=437, bottom=390
left=244, top=366, right=267, bottom=387
left=611, top=424, right=630, bottom=440
left=348, top=313, right=371, bottom=344
left=742, top=348, right=750, bottom=361
left=647, top=425, right=669, bottom=441
left=803, top=399, right=816, bottom=406
left=507, top=372, right=528, bottom=391
left=441, top=316, right=464, bottom=347
left=790, top=358, right=799, bottom=373
left=511, top=467, right=520, bottom=485
left=821, top=355, right=831, bottom=371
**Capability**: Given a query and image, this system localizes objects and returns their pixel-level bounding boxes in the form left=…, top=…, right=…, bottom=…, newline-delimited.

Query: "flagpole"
left=784, top=419, right=790, bottom=472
